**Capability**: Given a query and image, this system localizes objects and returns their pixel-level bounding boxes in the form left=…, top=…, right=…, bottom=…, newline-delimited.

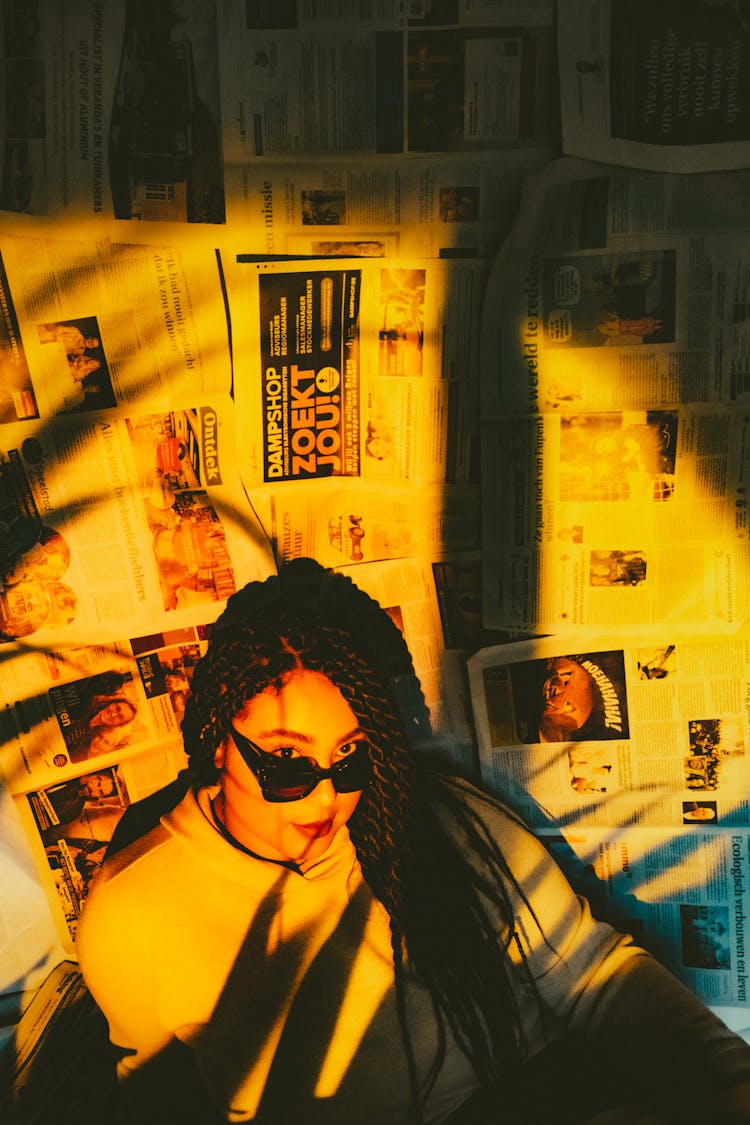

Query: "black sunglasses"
left=229, top=726, right=371, bottom=802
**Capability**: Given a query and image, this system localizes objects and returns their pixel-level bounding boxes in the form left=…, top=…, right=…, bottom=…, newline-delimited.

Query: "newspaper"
left=224, top=150, right=551, bottom=260
left=481, top=404, right=750, bottom=632
left=5, top=959, right=119, bottom=1123
left=218, top=8, right=557, bottom=162
left=2, top=1, right=555, bottom=227
left=468, top=630, right=750, bottom=1005
left=337, top=554, right=502, bottom=776
left=0, top=398, right=271, bottom=648
left=249, top=480, right=481, bottom=569
left=0, top=228, right=234, bottom=423
left=227, top=254, right=486, bottom=496
left=480, top=158, right=750, bottom=631
left=482, top=157, right=750, bottom=416
left=558, top=0, right=750, bottom=173
left=543, top=825, right=750, bottom=1009
left=0, top=0, right=225, bottom=222
left=0, top=207, right=274, bottom=645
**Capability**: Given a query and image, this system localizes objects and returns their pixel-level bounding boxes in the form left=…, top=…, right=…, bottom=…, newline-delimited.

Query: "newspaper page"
left=480, top=157, right=750, bottom=632
left=218, top=7, right=557, bottom=163
left=0, top=230, right=233, bottom=423
left=481, top=404, right=750, bottom=632
left=0, top=398, right=272, bottom=648
left=557, top=0, right=750, bottom=173
left=1, top=616, right=220, bottom=947
left=8, top=961, right=88, bottom=1091
left=337, top=555, right=480, bottom=773
left=1, top=1, right=554, bottom=227
left=1, top=0, right=226, bottom=223
left=541, top=824, right=750, bottom=1008
left=249, top=481, right=480, bottom=569
left=227, top=255, right=486, bottom=495
left=481, top=157, right=750, bottom=417
left=5, top=958, right=119, bottom=1123
left=469, top=631, right=750, bottom=830
left=468, top=630, right=750, bottom=1006
left=224, top=149, right=551, bottom=260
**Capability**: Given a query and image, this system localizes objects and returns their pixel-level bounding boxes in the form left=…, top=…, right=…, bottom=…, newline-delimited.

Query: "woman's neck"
left=209, top=792, right=302, bottom=874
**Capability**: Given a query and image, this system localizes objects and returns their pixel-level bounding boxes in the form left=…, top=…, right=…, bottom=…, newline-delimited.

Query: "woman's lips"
left=293, top=819, right=334, bottom=838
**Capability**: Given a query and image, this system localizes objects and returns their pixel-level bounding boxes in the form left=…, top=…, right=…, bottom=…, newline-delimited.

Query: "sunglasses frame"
left=229, top=725, right=370, bottom=803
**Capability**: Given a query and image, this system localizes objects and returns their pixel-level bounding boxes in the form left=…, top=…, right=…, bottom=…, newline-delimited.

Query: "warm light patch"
left=314, top=900, right=394, bottom=1098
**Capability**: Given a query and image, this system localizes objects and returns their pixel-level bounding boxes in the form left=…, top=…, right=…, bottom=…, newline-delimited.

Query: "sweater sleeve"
left=76, top=854, right=171, bottom=1073
left=76, top=837, right=220, bottom=1124
left=482, top=797, right=750, bottom=1122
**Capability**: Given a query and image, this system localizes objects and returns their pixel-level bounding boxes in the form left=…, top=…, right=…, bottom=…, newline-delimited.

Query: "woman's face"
left=95, top=701, right=134, bottom=726
left=539, top=658, right=595, bottom=740
left=216, top=670, right=366, bottom=866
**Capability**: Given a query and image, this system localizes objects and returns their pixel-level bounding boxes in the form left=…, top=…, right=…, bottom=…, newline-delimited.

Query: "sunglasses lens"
left=264, top=746, right=370, bottom=801
left=266, top=776, right=317, bottom=801
left=331, top=747, right=370, bottom=793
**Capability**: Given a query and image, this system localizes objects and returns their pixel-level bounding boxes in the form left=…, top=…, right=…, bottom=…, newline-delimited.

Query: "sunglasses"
left=229, top=726, right=371, bottom=802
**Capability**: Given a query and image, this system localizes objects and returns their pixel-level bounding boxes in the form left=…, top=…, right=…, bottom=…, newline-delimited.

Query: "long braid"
left=181, top=559, right=537, bottom=1114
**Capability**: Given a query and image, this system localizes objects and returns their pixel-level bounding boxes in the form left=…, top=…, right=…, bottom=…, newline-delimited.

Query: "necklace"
left=209, top=794, right=302, bottom=874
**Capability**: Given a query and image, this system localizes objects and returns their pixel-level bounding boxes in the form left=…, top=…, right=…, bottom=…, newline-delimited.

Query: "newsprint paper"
left=469, top=631, right=750, bottom=1006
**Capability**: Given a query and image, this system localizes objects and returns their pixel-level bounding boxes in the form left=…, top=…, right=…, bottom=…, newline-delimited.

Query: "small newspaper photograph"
left=558, top=0, right=750, bottom=173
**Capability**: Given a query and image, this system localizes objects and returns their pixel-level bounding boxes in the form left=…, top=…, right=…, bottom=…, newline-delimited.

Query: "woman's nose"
left=310, top=778, right=337, bottom=810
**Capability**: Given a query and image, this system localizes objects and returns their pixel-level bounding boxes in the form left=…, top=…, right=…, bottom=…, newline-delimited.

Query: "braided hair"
left=181, top=558, right=537, bottom=1120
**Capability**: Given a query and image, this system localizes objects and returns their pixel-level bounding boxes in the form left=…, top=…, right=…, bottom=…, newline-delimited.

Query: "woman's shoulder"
left=417, top=769, right=535, bottom=857
left=420, top=769, right=524, bottom=822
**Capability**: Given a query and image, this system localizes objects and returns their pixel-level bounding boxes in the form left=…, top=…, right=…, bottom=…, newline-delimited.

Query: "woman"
left=77, top=559, right=750, bottom=1124
left=68, top=694, right=138, bottom=764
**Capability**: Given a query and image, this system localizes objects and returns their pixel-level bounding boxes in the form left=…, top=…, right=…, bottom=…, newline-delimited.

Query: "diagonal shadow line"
left=253, top=880, right=375, bottom=1118
left=122, top=869, right=376, bottom=1121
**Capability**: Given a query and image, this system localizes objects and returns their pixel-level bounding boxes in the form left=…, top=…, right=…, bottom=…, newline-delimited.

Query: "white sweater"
left=77, top=780, right=750, bottom=1124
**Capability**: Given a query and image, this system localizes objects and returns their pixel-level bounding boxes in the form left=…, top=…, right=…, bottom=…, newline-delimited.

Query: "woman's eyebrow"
left=255, top=725, right=364, bottom=743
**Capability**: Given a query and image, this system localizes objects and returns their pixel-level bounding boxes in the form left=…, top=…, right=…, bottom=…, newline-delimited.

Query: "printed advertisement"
left=258, top=269, right=361, bottom=482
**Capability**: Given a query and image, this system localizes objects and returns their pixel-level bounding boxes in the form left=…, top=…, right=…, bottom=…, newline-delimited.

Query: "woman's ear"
left=214, top=740, right=226, bottom=770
